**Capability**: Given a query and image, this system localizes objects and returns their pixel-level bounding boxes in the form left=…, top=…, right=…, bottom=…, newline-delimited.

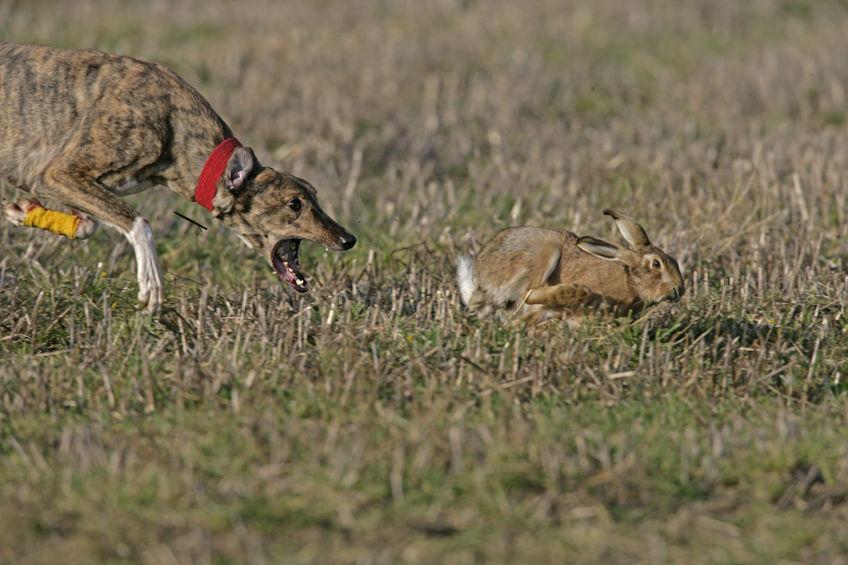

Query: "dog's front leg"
left=124, top=217, right=164, bottom=313
left=4, top=198, right=100, bottom=239
left=41, top=165, right=164, bottom=313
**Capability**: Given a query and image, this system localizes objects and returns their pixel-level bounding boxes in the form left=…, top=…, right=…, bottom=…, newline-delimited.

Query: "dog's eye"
left=651, top=259, right=661, bottom=269
left=287, top=198, right=301, bottom=212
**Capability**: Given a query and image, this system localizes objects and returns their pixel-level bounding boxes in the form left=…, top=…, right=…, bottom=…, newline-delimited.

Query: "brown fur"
left=457, top=209, right=684, bottom=325
left=0, top=42, right=355, bottom=312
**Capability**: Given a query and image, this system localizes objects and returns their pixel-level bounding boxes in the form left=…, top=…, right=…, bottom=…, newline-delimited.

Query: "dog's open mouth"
left=272, top=239, right=308, bottom=293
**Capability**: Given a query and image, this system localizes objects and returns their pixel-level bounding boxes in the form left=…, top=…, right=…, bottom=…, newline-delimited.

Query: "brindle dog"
left=0, top=42, right=356, bottom=312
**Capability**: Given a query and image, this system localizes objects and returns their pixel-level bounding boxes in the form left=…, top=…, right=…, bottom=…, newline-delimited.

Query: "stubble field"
left=2, top=0, right=848, bottom=562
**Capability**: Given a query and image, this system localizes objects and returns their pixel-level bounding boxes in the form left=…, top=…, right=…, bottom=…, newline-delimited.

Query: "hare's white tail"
left=456, top=255, right=476, bottom=305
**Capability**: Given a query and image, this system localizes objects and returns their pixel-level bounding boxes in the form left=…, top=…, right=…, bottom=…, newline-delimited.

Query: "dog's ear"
left=213, top=147, right=258, bottom=216
left=225, top=147, right=257, bottom=192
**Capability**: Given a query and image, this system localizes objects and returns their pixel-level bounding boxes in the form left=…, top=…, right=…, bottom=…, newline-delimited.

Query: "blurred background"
left=5, top=0, right=848, bottom=267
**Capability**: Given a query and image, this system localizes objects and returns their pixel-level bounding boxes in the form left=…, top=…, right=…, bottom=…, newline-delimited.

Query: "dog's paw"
left=4, top=198, right=42, bottom=225
left=128, top=217, right=164, bottom=314
left=137, top=251, right=164, bottom=314
left=137, top=259, right=164, bottom=314
left=138, top=274, right=164, bottom=314
left=3, top=202, right=25, bottom=225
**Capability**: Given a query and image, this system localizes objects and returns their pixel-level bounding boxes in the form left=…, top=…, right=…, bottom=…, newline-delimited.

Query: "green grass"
left=3, top=0, right=848, bottom=562
left=3, top=397, right=846, bottom=562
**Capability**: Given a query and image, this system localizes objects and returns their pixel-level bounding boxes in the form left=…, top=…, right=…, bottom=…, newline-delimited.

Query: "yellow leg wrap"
left=22, top=206, right=81, bottom=239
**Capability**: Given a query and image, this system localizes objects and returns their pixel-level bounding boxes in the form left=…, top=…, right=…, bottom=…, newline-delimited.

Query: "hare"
left=457, top=209, right=684, bottom=325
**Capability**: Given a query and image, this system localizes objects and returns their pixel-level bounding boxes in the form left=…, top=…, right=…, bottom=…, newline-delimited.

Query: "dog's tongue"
left=280, top=261, right=307, bottom=292
left=272, top=239, right=308, bottom=293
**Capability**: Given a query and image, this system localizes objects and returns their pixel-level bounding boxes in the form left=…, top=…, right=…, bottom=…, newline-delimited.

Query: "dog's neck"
left=194, top=138, right=242, bottom=212
left=192, top=121, right=236, bottom=173
left=174, top=115, right=238, bottom=202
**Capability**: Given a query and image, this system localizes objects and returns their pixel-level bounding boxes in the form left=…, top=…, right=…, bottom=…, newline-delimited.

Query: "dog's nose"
left=340, top=233, right=357, bottom=250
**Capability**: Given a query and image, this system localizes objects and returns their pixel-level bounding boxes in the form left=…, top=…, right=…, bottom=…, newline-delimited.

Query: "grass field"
left=2, top=0, right=848, bottom=562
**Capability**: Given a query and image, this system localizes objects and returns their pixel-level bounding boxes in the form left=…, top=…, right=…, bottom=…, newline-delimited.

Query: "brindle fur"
left=0, top=42, right=356, bottom=312
left=457, top=209, right=684, bottom=325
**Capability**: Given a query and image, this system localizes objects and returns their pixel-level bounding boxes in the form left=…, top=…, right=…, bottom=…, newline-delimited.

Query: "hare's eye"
left=287, top=198, right=301, bottom=212
left=651, top=259, right=662, bottom=269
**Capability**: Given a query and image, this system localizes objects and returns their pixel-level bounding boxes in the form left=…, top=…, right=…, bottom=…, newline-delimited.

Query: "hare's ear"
left=576, top=236, right=624, bottom=261
left=603, top=208, right=651, bottom=249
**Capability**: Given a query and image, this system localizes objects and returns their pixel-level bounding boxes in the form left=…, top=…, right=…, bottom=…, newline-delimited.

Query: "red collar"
left=194, top=137, right=242, bottom=212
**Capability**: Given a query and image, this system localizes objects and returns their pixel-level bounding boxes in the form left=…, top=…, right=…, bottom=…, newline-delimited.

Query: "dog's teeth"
left=296, top=278, right=304, bottom=285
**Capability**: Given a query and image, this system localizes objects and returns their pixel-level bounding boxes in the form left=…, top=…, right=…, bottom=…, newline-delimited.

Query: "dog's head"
left=209, top=146, right=356, bottom=293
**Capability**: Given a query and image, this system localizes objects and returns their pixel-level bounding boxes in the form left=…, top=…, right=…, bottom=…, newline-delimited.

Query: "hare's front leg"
left=509, top=284, right=593, bottom=327
left=509, top=284, right=596, bottom=327
left=508, top=303, right=553, bottom=327
left=525, top=283, right=599, bottom=307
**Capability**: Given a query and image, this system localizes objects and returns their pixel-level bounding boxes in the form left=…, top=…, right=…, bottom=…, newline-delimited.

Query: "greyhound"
left=0, top=42, right=357, bottom=312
